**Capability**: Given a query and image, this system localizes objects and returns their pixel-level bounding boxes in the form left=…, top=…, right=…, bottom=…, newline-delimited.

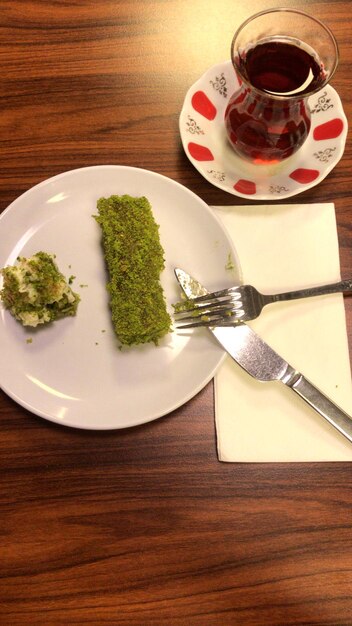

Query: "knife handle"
left=287, top=374, right=352, bottom=443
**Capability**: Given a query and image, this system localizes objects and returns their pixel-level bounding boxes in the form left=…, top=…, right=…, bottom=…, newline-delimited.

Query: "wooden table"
left=1, top=2, right=351, bottom=624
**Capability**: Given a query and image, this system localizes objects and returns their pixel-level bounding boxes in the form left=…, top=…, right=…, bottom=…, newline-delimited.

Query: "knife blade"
left=174, top=268, right=352, bottom=444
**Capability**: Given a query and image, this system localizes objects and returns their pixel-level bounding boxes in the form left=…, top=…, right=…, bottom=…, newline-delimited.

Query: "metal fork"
left=173, top=278, right=352, bottom=327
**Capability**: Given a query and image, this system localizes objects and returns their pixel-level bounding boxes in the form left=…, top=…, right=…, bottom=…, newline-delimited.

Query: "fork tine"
left=174, top=304, right=244, bottom=324
left=174, top=299, right=235, bottom=318
left=173, top=295, right=244, bottom=317
left=190, top=286, right=241, bottom=302
left=173, top=296, right=232, bottom=313
left=172, top=285, right=247, bottom=327
left=176, top=315, right=244, bottom=329
left=176, top=294, right=240, bottom=312
left=176, top=307, right=246, bottom=327
left=173, top=286, right=241, bottom=309
left=175, top=306, right=238, bottom=324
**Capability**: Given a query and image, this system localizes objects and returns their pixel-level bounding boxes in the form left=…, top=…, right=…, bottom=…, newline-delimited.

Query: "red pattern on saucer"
left=313, top=118, right=344, bottom=141
left=234, top=179, right=257, bottom=195
left=180, top=61, right=348, bottom=200
left=289, top=169, right=320, bottom=184
left=191, top=91, right=217, bottom=120
left=188, top=142, right=214, bottom=161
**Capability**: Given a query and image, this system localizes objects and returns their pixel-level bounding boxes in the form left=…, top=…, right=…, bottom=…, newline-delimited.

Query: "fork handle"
left=266, top=279, right=352, bottom=304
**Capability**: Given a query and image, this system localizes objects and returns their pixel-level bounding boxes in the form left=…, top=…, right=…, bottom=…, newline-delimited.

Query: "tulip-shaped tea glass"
left=224, top=8, right=339, bottom=164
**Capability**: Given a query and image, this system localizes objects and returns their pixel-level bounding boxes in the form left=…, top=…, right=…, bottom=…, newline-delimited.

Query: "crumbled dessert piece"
left=0, top=252, right=80, bottom=327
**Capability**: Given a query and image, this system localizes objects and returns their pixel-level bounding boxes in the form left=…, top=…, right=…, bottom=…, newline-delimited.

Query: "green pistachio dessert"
left=0, top=252, right=80, bottom=327
left=94, top=194, right=172, bottom=346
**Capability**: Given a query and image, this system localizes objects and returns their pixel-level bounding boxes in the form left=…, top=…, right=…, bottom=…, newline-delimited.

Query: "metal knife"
left=174, top=268, right=352, bottom=444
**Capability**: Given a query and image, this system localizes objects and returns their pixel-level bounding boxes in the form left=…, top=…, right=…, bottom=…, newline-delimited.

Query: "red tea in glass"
left=224, top=9, right=338, bottom=164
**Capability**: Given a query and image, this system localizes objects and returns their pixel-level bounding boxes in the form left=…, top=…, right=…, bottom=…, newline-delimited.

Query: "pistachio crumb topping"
left=172, top=299, right=196, bottom=314
left=225, top=252, right=236, bottom=271
left=94, top=194, right=172, bottom=347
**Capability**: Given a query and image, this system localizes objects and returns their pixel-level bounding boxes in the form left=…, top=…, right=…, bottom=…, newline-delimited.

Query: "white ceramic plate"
left=180, top=61, right=348, bottom=200
left=0, top=165, right=241, bottom=429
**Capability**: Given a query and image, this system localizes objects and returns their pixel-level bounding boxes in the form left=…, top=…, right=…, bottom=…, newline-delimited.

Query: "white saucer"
left=180, top=61, right=348, bottom=200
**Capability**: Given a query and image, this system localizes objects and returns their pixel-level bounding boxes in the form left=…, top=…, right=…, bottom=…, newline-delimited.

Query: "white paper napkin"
left=212, top=203, right=352, bottom=462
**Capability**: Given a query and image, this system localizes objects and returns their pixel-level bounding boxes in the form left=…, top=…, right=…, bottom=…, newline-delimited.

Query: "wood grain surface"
left=0, top=2, right=351, bottom=624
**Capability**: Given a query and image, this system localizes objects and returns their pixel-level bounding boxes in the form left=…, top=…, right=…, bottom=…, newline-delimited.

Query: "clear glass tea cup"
left=224, top=8, right=339, bottom=164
